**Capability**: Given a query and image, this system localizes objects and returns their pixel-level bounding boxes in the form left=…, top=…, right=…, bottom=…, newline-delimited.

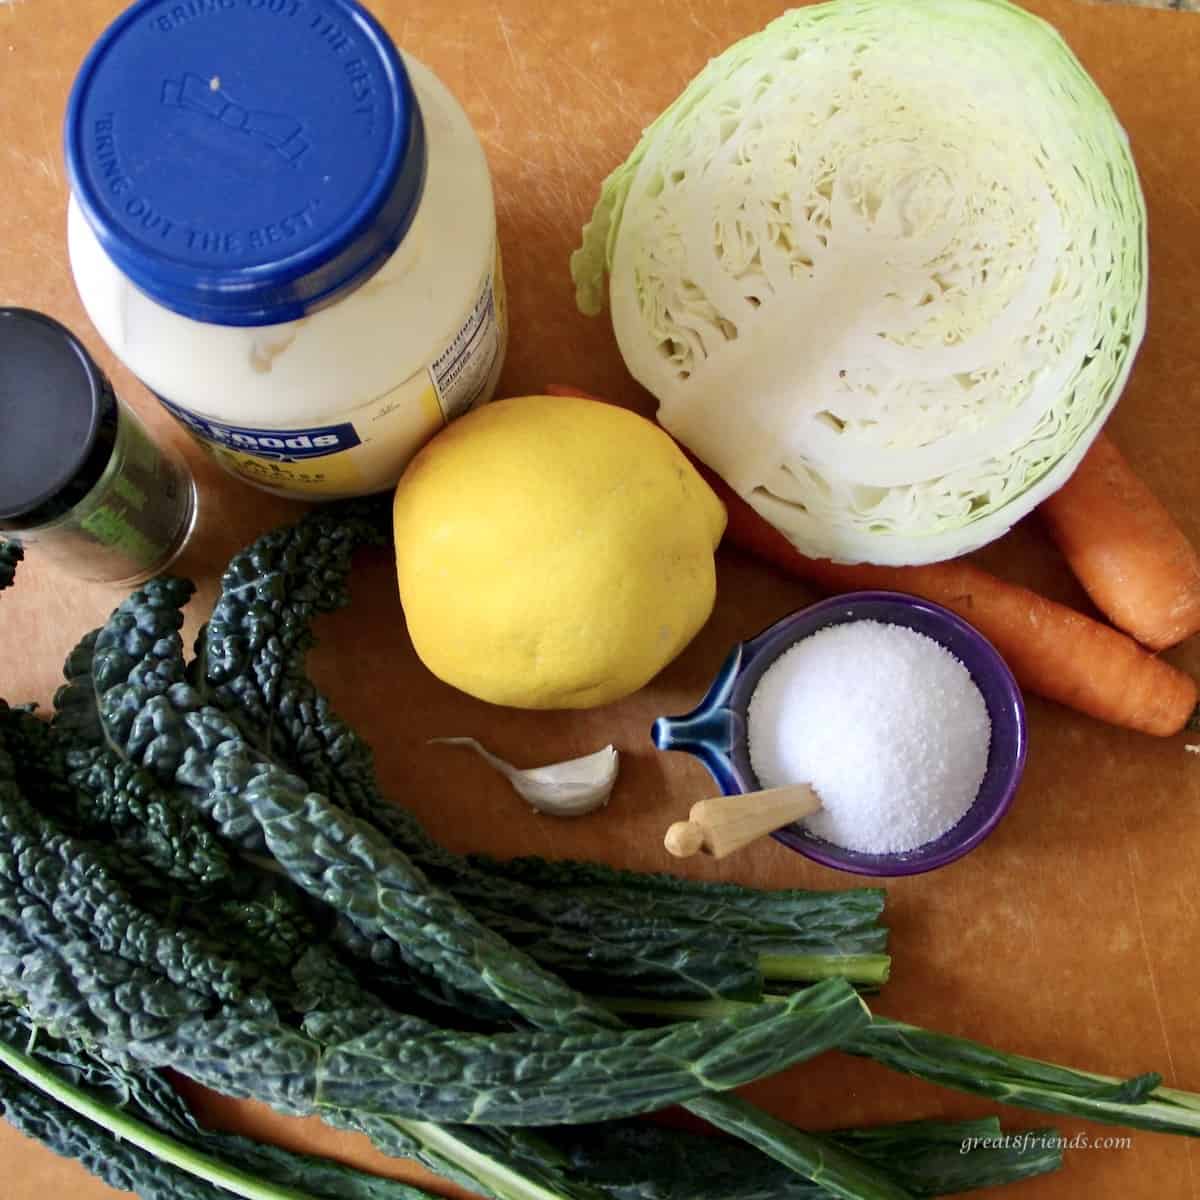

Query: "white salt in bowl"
left=652, top=591, right=1026, bottom=876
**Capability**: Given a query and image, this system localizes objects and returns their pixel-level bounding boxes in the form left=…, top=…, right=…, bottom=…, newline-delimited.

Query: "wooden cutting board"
left=0, top=2, right=1198, bottom=1198
left=1093, top=1, right=1199, bottom=10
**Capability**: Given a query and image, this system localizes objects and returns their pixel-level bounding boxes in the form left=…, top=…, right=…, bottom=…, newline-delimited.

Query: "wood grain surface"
left=1, top=1, right=1199, bottom=1198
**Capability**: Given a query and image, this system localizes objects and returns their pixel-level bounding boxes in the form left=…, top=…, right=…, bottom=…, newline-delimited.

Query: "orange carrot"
left=718, top=481, right=1198, bottom=738
left=1040, top=432, right=1200, bottom=651
left=545, top=385, right=1199, bottom=737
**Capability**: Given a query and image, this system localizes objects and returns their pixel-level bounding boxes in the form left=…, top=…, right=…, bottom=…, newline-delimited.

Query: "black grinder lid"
left=0, top=308, right=113, bottom=529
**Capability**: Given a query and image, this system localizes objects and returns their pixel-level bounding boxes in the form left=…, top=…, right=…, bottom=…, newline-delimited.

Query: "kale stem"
left=844, top=1018, right=1200, bottom=1137
left=687, top=1094, right=915, bottom=1200
left=386, top=1120, right=586, bottom=1200
left=597, top=991, right=856, bottom=1020
left=0, top=1036, right=319, bottom=1200
left=593, top=996, right=758, bottom=1020
left=1142, top=1085, right=1200, bottom=1111
left=583, top=953, right=892, bottom=1019
left=760, top=954, right=891, bottom=986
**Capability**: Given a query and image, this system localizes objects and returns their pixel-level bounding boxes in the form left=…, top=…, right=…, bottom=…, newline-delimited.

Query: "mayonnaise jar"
left=65, top=0, right=505, bottom=499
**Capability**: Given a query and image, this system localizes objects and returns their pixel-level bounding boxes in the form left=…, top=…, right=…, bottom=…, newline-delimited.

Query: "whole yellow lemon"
left=393, top=394, right=726, bottom=709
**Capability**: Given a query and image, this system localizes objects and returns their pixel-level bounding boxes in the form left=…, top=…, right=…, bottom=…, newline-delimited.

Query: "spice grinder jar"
left=0, top=308, right=197, bottom=584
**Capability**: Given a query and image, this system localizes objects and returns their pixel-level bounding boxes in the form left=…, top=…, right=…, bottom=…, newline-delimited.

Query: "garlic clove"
left=430, top=737, right=619, bottom=816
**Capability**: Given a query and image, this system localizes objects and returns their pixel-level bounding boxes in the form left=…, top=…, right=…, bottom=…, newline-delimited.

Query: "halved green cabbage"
left=572, top=0, right=1147, bottom=565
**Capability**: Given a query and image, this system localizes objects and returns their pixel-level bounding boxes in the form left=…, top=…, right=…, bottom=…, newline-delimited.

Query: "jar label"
left=155, top=397, right=363, bottom=459
left=151, top=248, right=507, bottom=498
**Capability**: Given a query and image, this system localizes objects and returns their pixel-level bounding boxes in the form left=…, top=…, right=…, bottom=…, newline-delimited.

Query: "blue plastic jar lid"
left=65, top=0, right=426, bottom=327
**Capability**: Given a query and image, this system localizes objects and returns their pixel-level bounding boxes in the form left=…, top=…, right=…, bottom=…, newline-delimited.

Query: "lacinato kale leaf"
left=312, top=979, right=865, bottom=1121
left=78, top=514, right=904, bottom=1200
left=844, top=1019, right=1195, bottom=1134
left=48, top=628, right=234, bottom=893
left=0, top=1004, right=443, bottom=1200
left=0, top=502, right=1163, bottom=1200
left=194, top=503, right=889, bottom=1007
left=0, top=1066, right=251, bottom=1200
left=1, top=719, right=876, bottom=1127
left=0, top=999, right=1064, bottom=1200
left=468, top=855, right=887, bottom=947
left=550, top=1117, right=1064, bottom=1199
left=0, top=540, right=20, bottom=593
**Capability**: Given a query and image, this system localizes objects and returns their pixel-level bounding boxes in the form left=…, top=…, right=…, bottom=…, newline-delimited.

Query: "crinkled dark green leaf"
left=0, top=736, right=875, bottom=1127
left=166, top=506, right=911, bottom=1198
left=314, top=980, right=866, bottom=1123
left=194, top=505, right=887, bottom=1008
left=48, top=629, right=233, bottom=892
left=468, top=856, right=887, bottom=951
left=0, top=1003, right=443, bottom=1200
left=551, top=1116, right=1063, bottom=1198
left=0, top=540, right=21, bottom=593
left=845, top=1018, right=1198, bottom=1134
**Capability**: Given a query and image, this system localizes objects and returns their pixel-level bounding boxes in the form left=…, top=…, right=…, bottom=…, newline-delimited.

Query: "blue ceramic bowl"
left=652, top=591, right=1026, bottom=876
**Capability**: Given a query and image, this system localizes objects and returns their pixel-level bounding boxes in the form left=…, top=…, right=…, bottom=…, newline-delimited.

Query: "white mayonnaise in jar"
left=65, top=0, right=505, bottom=499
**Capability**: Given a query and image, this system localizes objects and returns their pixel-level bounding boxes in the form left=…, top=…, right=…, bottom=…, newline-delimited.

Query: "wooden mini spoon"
left=663, top=784, right=822, bottom=860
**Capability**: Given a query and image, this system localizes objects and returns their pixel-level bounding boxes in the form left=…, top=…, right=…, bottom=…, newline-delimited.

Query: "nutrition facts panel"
left=431, top=267, right=503, bottom=419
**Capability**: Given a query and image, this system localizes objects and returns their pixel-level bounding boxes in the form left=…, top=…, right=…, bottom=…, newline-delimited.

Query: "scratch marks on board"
left=482, top=7, right=624, bottom=225
left=1123, top=841, right=1181, bottom=1091
left=496, top=10, right=523, bottom=75
left=7, top=146, right=56, bottom=187
left=494, top=7, right=642, bottom=127
left=684, top=1, right=720, bottom=46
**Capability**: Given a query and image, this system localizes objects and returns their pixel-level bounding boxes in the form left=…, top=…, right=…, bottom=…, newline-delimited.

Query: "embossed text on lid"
left=65, top=0, right=426, bottom=326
